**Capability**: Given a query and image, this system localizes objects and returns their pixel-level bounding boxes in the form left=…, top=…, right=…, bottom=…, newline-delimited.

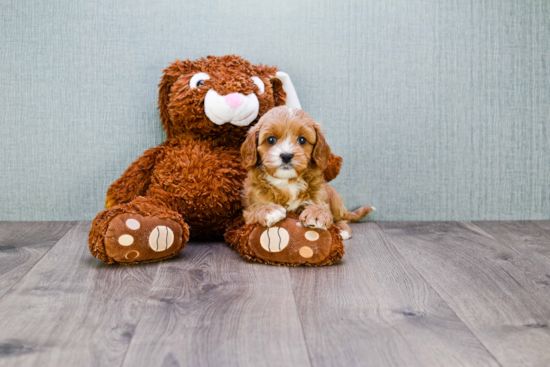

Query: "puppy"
left=241, top=106, right=374, bottom=239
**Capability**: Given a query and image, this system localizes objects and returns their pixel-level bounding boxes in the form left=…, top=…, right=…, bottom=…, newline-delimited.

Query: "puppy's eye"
left=251, top=76, right=265, bottom=94
left=267, top=136, right=277, bottom=145
left=189, top=72, right=210, bottom=89
left=297, top=136, right=307, bottom=145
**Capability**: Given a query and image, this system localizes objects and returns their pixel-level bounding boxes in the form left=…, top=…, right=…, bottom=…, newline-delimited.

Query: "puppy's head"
left=241, top=106, right=331, bottom=179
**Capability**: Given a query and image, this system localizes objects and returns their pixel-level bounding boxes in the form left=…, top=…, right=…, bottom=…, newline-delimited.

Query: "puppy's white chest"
left=285, top=183, right=303, bottom=211
left=266, top=176, right=307, bottom=212
left=286, top=198, right=303, bottom=212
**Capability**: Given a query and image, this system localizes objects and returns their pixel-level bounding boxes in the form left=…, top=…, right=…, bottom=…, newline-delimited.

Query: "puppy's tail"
left=343, top=206, right=375, bottom=222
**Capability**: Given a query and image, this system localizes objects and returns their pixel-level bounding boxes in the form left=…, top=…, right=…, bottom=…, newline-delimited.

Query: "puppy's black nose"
left=280, top=153, right=294, bottom=164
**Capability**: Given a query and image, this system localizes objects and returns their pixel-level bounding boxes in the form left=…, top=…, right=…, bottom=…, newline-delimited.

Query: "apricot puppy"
left=241, top=106, right=373, bottom=239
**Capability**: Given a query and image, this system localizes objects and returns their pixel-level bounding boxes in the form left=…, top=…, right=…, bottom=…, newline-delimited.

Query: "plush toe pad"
left=105, top=213, right=184, bottom=263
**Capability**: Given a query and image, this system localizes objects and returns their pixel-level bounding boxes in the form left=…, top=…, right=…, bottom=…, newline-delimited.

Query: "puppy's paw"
left=340, top=230, right=351, bottom=240
left=258, top=205, right=287, bottom=227
left=300, top=206, right=333, bottom=230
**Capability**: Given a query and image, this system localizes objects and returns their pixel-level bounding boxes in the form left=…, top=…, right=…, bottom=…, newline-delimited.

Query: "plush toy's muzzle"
left=205, top=89, right=260, bottom=126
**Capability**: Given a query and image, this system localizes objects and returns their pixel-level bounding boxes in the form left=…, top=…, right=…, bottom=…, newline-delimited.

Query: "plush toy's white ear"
left=275, top=71, right=302, bottom=110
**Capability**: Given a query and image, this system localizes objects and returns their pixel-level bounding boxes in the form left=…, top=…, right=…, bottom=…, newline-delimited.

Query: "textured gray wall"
left=1, top=0, right=549, bottom=221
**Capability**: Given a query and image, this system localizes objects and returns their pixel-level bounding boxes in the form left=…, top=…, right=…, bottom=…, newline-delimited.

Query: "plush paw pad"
left=248, top=216, right=333, bottom=265
left=118, top=234, right=134, bottom=246
left=304, top=230, right=320, bottom=241
left=104, top=213, right=184, bottom=263
left=125, top=218, right=140, bottom=230
left=260, top=227, right=290, bottom=252
left=148, top=226, right=175, bottom=252
left=298, top=246, right=314, bottom=258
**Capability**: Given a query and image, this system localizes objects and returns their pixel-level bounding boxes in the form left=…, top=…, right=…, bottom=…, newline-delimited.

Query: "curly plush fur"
left=89, top=55, right=343, bottom=264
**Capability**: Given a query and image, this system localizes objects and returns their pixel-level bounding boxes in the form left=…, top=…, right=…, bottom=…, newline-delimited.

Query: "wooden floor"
left=0, top=221, right=549, bottom=366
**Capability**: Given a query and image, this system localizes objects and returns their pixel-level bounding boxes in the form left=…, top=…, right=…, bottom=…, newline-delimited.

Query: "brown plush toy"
left=89, top=55, right=343, bottom=265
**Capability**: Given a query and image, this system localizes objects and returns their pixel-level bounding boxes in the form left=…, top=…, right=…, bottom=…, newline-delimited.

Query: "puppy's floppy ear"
left=241, top=124, right=260, bottom=170
left=312, top=122, right=331, bottom=170
left=158, top=59, right=191, bottom=139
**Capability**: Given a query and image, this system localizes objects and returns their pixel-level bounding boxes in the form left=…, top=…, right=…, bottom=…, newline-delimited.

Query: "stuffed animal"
left=89, top=55, right=343, bottom=265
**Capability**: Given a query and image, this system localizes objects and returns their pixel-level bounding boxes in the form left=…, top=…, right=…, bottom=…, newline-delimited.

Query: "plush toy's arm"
left=105, top=145, right=165, bottom=208
left=323, top=153, right=343, bottom=183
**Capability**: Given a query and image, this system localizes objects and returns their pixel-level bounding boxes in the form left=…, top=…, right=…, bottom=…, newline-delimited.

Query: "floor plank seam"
left=469, top=222, right=528, bottom=259
left=0, top=221, right=78, bottom=305
left=374, top=222, right=505, bottom=367
left=117, top=260, right=162, bottom=367
left=471, top=220, right=550, bottom=280
left=287, top=268, right=315, bottom=367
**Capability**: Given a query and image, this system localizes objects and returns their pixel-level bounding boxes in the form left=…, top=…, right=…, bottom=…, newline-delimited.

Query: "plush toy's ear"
left=241, top=124, right=260, bottom=169
left=312, top=122, right=331, bottom=170
left=270, top=77, right=286, bottom=107
left=158, top=71, right=177, bottom=139
left=158, top=60, right=190, bottom=139
left=271, top=71, right=301, bottom=109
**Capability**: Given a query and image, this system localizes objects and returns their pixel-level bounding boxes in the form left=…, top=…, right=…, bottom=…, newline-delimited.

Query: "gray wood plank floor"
left=0, top=222, right=75, bottom=299
left=0, top=220, right=549, bottom=367
left=379, top=222, right=550, bottom=367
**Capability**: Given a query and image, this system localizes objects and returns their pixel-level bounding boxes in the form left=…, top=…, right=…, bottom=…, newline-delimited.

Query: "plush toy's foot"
left=225, top=214, right=344, bottom=267
left=103, top=213, right=185, bottom=263
left=89, top=197, right=189, bottom=265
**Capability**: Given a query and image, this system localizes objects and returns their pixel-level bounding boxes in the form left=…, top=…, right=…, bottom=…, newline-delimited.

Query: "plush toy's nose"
left=224, top=93, right=245, bottom=109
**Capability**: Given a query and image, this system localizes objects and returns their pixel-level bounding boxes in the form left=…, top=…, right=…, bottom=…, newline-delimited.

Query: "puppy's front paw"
left=300, top=206, right=333, bottom=230
left=340, top=230, right=351, bottom=240
left=259, top=205, right=287, bottom=227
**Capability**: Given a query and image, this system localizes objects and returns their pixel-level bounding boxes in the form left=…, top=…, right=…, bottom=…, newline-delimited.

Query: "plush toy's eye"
left=267, top=136, right=277, bottom=145
left=297, top=136, right=307, bottom=145
left=251, top=76, right=265, bottom=94
left=189, top=72, right=210, bottom=89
